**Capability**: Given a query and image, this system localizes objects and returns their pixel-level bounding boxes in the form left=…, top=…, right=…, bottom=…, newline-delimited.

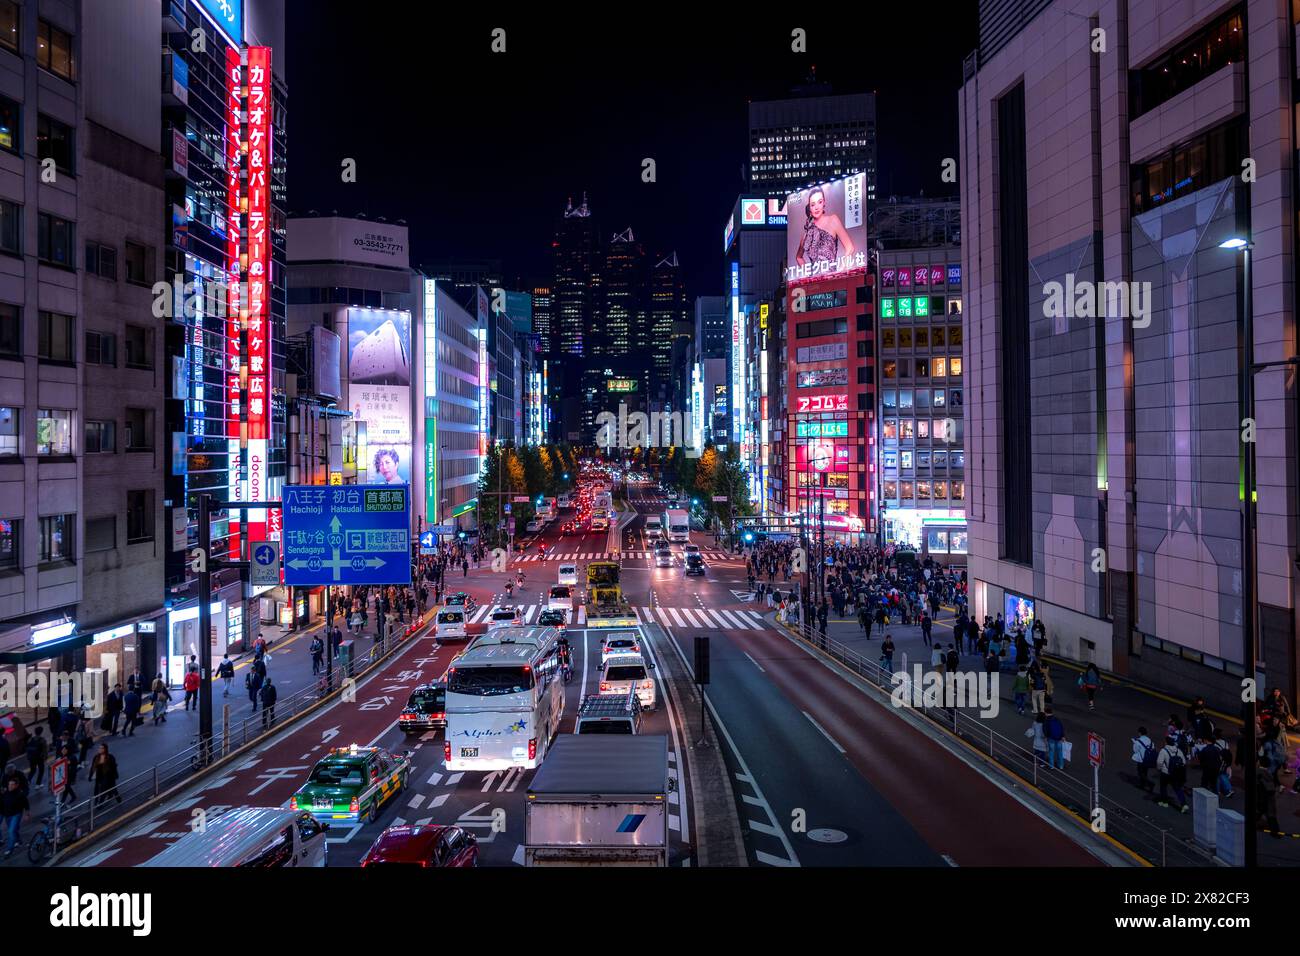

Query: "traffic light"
left=743, top=531, right=754, bottom=544
left=691, top=497, right=699, bottom=507
left=458, top=531, right=466, bottom=540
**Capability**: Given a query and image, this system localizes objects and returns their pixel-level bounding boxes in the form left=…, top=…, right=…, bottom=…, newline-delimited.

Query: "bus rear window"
left=448, top=666, right=535, bottom=697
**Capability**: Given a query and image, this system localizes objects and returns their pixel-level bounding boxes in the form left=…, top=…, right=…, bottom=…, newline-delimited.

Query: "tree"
left=694, top=446, right=719, bottom=520
left=477, top=445, right=504, bottom=542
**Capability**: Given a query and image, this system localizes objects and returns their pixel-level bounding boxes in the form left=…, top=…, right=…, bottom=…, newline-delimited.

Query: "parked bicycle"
left=28, top=813, right=80, bottom=865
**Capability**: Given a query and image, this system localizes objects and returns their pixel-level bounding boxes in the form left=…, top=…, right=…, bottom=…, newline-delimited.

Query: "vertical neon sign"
left=244, top=45, right=272, bottom=543
left=423, top=278, right=438, bottom=525
left=224, top=45, right=243, bottom=558
left=730, top=261, right=742, bottom=444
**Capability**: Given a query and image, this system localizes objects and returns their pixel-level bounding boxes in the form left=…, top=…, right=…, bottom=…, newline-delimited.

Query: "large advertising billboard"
left=784, top=172, right=868, bottom=283
left=347, top=308, right=412, bottom=486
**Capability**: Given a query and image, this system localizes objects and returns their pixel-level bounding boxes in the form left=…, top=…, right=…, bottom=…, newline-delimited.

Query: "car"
left=599, top=629, right=641, bottom=667
left=398, top=682, right=447, bottom=734
left=685, top=553, right=706, bottom=576
left=654, top=547, right=674, bottom=568
left=557, top=563, right=578, bottom=587
left=599, top=652, right=657, bottom=711
left=548, top=585, right=573, bottom=614
left=525, top=520, right=541, bottom=533
left=433, top=606, right=467, bottom=642
left=289, top=745, right=411, bottom=824
left=684, top=543, right=701, bottom=556
left=444, top=592, right=476, bottom=612
left=486, top=605, right=523, bottom=630
left=537, top=608, right=568, bottom=629
left=360, top=824, right=478, bottom=868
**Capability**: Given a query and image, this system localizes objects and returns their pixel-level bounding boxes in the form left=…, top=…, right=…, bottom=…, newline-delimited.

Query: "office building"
left=749, top=88, right=877, bottom=203
left=960, top=0, right=1298, bottom=704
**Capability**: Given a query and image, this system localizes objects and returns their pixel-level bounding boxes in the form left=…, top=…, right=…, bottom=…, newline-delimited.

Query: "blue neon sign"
left=195, top=0, right=243, bottom=48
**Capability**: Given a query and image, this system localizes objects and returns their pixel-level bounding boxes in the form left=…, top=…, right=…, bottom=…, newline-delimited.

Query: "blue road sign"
left=419, top=530, right=436, bottom=555
left=283, top=485, right=412, bottom=586
left=250, top=541, right=280, bottom=587
left=426, top=524, right=455, bottom=535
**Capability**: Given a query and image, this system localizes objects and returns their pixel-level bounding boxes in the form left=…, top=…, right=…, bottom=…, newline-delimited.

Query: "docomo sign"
left=796, top=394, right=848, bottom=413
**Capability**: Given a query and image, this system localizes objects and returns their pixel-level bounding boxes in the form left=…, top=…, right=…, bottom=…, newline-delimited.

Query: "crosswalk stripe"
left=666, top=607, right=686, bottom=627
left=704, top=610, right=729, bottom=629
left=576, top=606, right=586, bottom=625
left=680, top=608, right=704, bottom=627
left=640, top=607, right=653, bottom=624
left=745, top=610, right=766, bottom=627
left=718, top=609, right=748, bottom=629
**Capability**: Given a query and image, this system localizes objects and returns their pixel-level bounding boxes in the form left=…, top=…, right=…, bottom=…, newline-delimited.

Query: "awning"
left=0, top=619, right=93, bottom=665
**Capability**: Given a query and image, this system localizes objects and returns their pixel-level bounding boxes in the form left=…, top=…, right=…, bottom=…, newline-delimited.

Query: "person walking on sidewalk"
left=122, top=687, right=141, bottom=737
left=1043, top=708, right=1067, bottom=769
left=920, top=612, right=932, bottom=648
left=183, top=667, right=200, bottom=712
left=56, top=743, right=78, bottom=806
left=1026, top=713, right=1048, bottom=766
left=89, top=743, right=121, bottom=809
left=945, top=645, right=959, bottom=675
left=25, top=727, right=48, bottom=789
left=881, top=634, right=895, bottom=674
left=310, top=635, right=324, bottom=676
left=151, top=676, right=170, bottom=725
left=1, top=776, right=30, bottom=858
left=247, top=667, right=264, bottom=711
left=1156, top=735, right=1189, bottom=812
left=218, top=655, right=235, bottom=696
left=260, top=678, right=278, bottom=729
left=1256, top=765, right=1283, bottom=838
left=1132, top=726, right=1156, bottom=793
left=930, top=643, right=944, bottom=672
left=1194, top=735, right=1225, bottom=797
left=1012, top=667, right=1030, bottom=716
left=75, top=713, right=95, bottom=765
left=1080, top=662, right=1101, bottom=711
left=104, top=684, right=123, bottom=736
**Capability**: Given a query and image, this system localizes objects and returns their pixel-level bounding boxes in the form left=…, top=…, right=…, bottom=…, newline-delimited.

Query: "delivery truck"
left=524, top=734, right=670, bottom=866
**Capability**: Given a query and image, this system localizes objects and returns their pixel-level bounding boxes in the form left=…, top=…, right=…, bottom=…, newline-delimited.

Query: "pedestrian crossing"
left=461, top=602, right=771, bottom=630
left=514, top=550, right=731, bottom=562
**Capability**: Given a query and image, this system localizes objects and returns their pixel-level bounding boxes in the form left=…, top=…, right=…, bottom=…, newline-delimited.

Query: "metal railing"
left=40, top=614, right=430, bottom=865
left=784, top=618, right=1216, bottom=867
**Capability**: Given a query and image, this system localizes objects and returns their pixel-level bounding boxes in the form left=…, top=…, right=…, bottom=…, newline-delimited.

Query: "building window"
left=37, top=212, right=74, bottom=267
left=124, top=240, right=152, bottom=285
left=36, top=20, right=74, bottom=82
left=0, top=2, right=18, bottom=53
left=0, top=405, right=16, bottom=455
left=84, top=516, right=114, bottom=553
left=124, top=324, right=152, bottom=368
left=85, top=330, right=115, bottom=367
left=0, top=94, right=18, bottom=154
left=0, top=302, right=17, bottom=358
left=36, top=114, right=74, bottom=174
left=0, top=199, right=20, bottom=255
left=125, top=407, right=152, bottom=451
left=85, top=241, right=117, bottom=279
left=1129, top=119, right=1247, bottom=213
left=126, top=490, right=153, bottom=543
left=1130, top=7, right=1244, bottom=119
left=36, top=408, right=72, bottom=455
left=38, top=311, right=73, bottom=362
left=84, top=419, right=114, bottom=453
left=38, top=513, right=73, bottom=563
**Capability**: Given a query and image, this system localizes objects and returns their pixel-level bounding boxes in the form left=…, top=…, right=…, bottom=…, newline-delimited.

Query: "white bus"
left=594, top=491, right=612, bottom=514
left=663, top=508, right=690, bottom=543
left=444, top=626, right=564, bottom=771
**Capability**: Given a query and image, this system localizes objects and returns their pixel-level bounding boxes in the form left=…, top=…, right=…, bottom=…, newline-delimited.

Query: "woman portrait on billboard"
left=373, top=447, right=404, bottom=484
left=795, top=186, right=856, bottom=272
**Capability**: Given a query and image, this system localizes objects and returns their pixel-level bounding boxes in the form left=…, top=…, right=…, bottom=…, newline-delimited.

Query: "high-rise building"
left=960, top=0, right=1298, bottom=706
left=0, top=0, right=170, bottom=682
left=648, top=252, right=686, bottom=403
left=748, top=88, right=877, bottom=203
left=601, top=227, right=645, bottom=362
left=552, top=194, right=599, bottom=360
left=694, top=296, right=728, bottom=360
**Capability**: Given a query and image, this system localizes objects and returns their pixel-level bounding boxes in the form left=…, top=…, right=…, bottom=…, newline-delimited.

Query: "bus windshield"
left=447, top=666, right=535, bottom=697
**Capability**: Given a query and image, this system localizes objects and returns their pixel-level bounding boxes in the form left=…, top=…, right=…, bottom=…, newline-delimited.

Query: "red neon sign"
left=245, top=46, right=271, bottom=443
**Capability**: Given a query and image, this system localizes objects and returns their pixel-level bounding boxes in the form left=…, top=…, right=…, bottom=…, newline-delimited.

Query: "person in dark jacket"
left=25, top=727, right=48, bottom=788
left=1, top=776, right=30, bottom=857
left=104, top=684, right=124, bottom=735
left=122, top=688, right=142, bottom=737
left=89, top=743, right=121, bottom=808
left=247, top=668, right=264, bottom=710
left=945, top=645, right=960, bottom=674
left=56, top=743, right=78, bottom=805
left=260, top=678, right=278, bottom=728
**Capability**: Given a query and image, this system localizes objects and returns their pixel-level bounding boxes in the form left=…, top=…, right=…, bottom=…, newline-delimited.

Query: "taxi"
left=290, top=745, right=411, bottom=825
left=444, top=592, right=476, bottom=613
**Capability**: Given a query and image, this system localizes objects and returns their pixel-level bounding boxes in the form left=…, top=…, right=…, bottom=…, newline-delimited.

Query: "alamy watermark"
left=890, top=665, right=1000, bottom=718
left=0, top=661, right=113, bottom=718
left=595, top=403, right=702, bottom=458
left=1042, top=273, right=1151, bottom=329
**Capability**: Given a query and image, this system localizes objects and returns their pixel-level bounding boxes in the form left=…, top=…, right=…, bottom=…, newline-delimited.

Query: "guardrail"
left=39, top=614, right=431, bottom=865
left=783, top=618, right=1217, bottom=867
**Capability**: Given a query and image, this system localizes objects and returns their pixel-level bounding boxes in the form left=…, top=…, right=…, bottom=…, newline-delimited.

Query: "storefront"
left=883, top=508, right=967, bottom=562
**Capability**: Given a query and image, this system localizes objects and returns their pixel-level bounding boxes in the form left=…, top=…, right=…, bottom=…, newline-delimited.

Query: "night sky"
left=284, top=5, right=979, bottom=298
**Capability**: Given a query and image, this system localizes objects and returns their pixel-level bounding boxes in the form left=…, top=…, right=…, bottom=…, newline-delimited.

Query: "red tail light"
left=349, top=796, right=359, bottom=813
left=528, top=738, right=537, bottom=760
left=444, top=741, right=452, bottom=762
left=600, top=682, right=610, bottom=692
left=433, top=713, right=444, bottom=720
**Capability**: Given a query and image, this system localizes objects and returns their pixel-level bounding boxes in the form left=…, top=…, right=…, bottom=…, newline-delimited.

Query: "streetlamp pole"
left=1240, top=242, right=1257, bottom=870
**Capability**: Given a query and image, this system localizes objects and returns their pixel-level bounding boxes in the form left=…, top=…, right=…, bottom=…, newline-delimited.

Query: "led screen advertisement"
left=784, top=172, right=868, bottom=283
left=796, top=441, right=851, bottom=472
left=347, top=308, right=412, bottom=486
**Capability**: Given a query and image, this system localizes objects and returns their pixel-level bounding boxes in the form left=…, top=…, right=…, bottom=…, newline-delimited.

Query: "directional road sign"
left=250, top=540, right=281, bottom=587
left=282, top=485, right=412, bottom=586
left=419, top=531, right=436, bottom=555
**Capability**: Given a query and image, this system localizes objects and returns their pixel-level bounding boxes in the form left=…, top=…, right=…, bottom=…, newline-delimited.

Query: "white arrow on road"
left=480, top=771, right=503, bottom=792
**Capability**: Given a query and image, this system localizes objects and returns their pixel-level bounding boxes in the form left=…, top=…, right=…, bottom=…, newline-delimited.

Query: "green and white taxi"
left=289, top=744, right=411, bottom=824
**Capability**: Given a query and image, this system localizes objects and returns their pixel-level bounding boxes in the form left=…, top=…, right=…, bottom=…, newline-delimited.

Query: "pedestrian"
left=930, top=643, right=944, bottom=671
left=1131, top=726, right=1156, bottom=793
left=89, top=743, right=122, bottom=808
left=151, top=676, right=171, bottom=725
left=921, top=612, right=932, bottom=648
left=1077, top=662, right=1102, bottom=711
left=247, top=667, right=263, bottom=711
left=310, top=634, right=324, bottom=675
left=1012, top=667, right=1029, bottom=716
left=104, top=683, right=124, bottom=736
left=1156, top=734, right=1189, bottom=812
left=25, top=727, right=48, bottom=788
left=945, top=644, right=959, bottom=675
left=186, top=654, right=200, bottom=676
left=260, top=678, right=278, bottom=728
left=122, top=686, right=141, bottom=736
left=75, top=712, right=95, bottom=765
left=1043, top=707, right=1066, bottom=770
left=1257, top=765, right=1283, bottom=838
left=183, top=666, right=200, bottom=711
left=1025, top=712, right=1048, bottom=766
left=1194, top=736, right=1224, bottom=796
left=1, top=776, right=30, bottom=858
left=881, top=634, right=895, bottom=674
left=56, top=743, right=78, bottom=805
left=218, top=655, right=235, bottom=696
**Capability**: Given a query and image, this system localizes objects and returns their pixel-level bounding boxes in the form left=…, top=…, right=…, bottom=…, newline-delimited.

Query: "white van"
left=599, top=652, right=656, bottom=711
left=434, top=607, right=468, bottom=642
left=645, top=515, right=662, bottom=535
left=140, top=807, right=328, bottom=867
left=558, top=563, right=578, bottom=587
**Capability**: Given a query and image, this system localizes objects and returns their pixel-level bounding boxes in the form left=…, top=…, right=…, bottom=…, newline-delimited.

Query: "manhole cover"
left=807, top=828, right=848, bottom=844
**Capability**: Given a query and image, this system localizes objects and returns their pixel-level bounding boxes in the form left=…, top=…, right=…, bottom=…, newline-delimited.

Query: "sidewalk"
left=0, top=614, right=343, bottom=865
left=798, top=607, right=1300, bottom=867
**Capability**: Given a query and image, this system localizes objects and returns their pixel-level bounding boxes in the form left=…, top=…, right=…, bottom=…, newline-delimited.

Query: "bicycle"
left=28, top=813, right=80, bottom=865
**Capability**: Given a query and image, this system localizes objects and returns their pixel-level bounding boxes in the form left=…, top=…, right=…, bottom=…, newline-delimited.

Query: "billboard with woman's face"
left=784, top=172, right=868, bottom=283
left=347, top=308, right=412, bottom=484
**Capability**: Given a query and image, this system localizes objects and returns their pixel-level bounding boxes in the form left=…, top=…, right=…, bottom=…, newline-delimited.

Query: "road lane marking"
left=743, top=652, right=766, bottom=673
left=426, top=771, right=443, bottom=786
left=408, top=793, right=425, bottom=809
left=756, top=850, right=797, bottom=867
left=802, top=711, right=846, bottom=753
